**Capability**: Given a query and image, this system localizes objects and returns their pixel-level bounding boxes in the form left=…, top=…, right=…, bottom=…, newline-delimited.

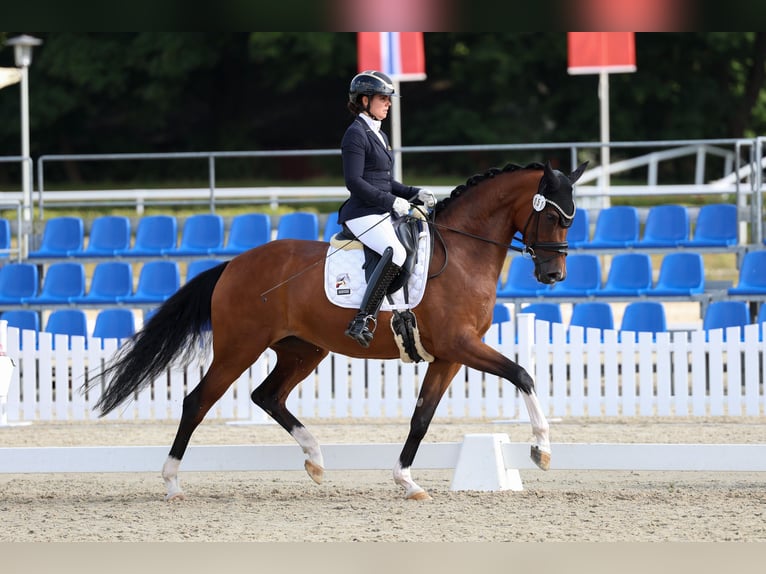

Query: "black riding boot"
left=345, top=247, right=401, bottom=348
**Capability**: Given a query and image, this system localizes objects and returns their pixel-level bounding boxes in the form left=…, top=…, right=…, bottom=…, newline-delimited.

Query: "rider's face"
left=366, top=94, right=391, bottom=120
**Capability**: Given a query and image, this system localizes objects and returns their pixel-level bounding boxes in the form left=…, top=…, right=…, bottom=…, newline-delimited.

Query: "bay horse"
left=85, top=160, right=587, bottom=501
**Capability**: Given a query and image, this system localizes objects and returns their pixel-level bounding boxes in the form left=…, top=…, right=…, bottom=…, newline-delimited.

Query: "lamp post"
left=5, top=34, right=42, bottom=255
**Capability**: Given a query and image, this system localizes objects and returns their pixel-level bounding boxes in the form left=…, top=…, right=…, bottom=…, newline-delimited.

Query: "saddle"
left=327, top=210, right=434, bottom=363
left=330, top=213, right=425, bottom=298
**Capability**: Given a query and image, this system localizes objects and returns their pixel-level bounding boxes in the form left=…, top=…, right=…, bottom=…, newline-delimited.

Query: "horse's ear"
left=544, top=160, right=560, bottom=189
left=568, top=161, right=589, bottom=184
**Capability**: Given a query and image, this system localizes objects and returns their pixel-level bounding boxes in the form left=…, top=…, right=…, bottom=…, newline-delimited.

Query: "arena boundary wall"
left=2, top=436, right=765, bottom=492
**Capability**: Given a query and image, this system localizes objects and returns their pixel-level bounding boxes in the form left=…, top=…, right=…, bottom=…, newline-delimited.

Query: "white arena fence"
left=2, top=313, right=764, bottom=424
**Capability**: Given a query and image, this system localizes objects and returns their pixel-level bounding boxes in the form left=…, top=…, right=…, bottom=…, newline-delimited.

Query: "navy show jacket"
left=338, top=116, right=419, bottom=224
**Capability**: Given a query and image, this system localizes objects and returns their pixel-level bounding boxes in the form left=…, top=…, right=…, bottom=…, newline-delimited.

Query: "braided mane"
left=434, top=162, right=544, bottom=216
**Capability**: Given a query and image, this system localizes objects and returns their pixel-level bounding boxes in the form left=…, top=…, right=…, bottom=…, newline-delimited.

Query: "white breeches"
left=344, top=213, right=407, bottom=266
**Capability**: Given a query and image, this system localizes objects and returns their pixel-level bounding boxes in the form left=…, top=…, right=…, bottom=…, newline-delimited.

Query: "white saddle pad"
left=324, top=227, right=431, bottom=311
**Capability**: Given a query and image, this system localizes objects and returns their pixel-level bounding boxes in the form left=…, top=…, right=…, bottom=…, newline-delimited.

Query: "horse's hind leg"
left=162, top=359, right=244, bottom=501
left=251, top=337, right=329, bottom=484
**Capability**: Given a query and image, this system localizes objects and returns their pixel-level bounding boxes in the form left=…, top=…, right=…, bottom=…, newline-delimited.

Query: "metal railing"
left=1, top=136, right=764, bottom=247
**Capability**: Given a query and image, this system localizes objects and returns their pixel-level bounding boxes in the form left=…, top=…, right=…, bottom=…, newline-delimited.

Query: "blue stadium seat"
left=26, top=262, right=86, bottom=304
left=76, top=215, right=131, bottom=257
left=569, top=302, right=614, bottom=342
left=492, top=303, right=511, bottom=324
left=27, top=216, right=84, bottom=258
left=1, top=310, right=40, bottom=349
left=171, top=214, right=224, bottom=255
left=703, top=300, right=749, bottom=342
left=323, top=212, right=344, bottom=242
left=593, top=253, right=653, bottom=297
left=728, top=250, right=766, bottom=296
left=497, top=257, right=550, bottom=297
left=214, top=213, right=271, bottom=255
left=44, top=309, right=88, bottom=349
left=276, top=212, right=319, bottom=240
left=620, top=301, right=667, bottom=340
left=126, top=215, right=178, bottom=256
left=186, top=258, right=224, bottom=282
left=567, top=209, right=590, bottom=248
left=0, top=218, right=10, bottom=258
left=121, top=261, right=180, bottom=304
left=636, top=204, right=690, bottom=248
left=0, top=263, right=38, bottom=304
left=581, top=206, right=639, bottom=249
left=518, top=302, right=563, bottom=342
left=92, top=308, right=136, bottom=343
left=646, top=252, right=705, bottom=296
left=1, top=309, right=39, bottom=332
left=546, top=253, right=601, bottom=297
left=73, top=261, right=134, bottom=304
left=682, top=203, right=738, bottom=247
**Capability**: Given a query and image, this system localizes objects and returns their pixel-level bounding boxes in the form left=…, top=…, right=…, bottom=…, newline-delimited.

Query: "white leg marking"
left=291, top=426, right=325, bottom=470
left=393, top=460, right=426, bottom=499
left=161, top=456, right=185, bottom=501
left=522, top=391, right=551, bottom=453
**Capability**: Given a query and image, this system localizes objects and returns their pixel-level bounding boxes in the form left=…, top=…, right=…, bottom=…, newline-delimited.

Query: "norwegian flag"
left=357, top=32, right=426, bottom=82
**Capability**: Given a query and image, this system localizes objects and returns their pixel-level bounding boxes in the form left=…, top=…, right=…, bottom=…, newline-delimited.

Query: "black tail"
left=85, top=261, right=229, bottom=416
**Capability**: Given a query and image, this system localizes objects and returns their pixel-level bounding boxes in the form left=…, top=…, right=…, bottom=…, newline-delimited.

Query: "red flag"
left=357, top=32, right=426, bottom=81
left=567, top=32, right=636, bottom=75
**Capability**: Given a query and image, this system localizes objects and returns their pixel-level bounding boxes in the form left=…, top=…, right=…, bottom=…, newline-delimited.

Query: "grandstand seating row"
left=0, top=259, right=229, bottom=307
left=0, top=202, right=741, bottom=262
left=4, top=299, right=756, bottom=351
left=0, top=212, right=344, bottom=261
left=1, top=308, right=137, bottom=349
left=1, top=248, right=765, bottom=310
left=497, top=250, right=766, bottom=300
left=567, top=203, right=739, bottom=249
left=492, top=299, right=766, bottom=343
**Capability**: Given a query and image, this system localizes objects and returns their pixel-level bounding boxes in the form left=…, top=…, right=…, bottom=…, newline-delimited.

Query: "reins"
left=260, top=169, right=574, bottom=294
left=422, top=200, right=570, bottom=279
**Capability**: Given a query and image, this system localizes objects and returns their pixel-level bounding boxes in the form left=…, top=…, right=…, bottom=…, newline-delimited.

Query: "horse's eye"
left=546, top=212, right=558, bottom=224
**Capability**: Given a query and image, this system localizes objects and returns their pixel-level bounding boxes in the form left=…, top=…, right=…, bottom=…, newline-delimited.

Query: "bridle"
left=517, top=193, right=575, bottom=263
left=420, top=189, right=575, bottom=279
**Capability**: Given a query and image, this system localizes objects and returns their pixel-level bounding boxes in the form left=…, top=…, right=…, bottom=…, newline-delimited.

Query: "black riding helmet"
left=348, top=70, right=398, bottom=103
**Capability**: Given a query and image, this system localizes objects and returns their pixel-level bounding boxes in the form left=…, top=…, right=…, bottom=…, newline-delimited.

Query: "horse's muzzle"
left=535, top=262, right=566, bottom=284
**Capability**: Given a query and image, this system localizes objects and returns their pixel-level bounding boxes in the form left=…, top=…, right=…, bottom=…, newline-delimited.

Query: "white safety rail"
left=3, top=436, right=765, bottom=492
left=1, top=313, right=765, bottom=424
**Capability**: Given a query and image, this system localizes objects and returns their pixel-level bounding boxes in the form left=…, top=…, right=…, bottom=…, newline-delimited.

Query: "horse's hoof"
left=530, top=445, right=551, bottom=471
left=305, top=460, right=324, bottom=484
left=165, top=492, right=186, bottom=502
left=406, top=490, right=432, bottom=501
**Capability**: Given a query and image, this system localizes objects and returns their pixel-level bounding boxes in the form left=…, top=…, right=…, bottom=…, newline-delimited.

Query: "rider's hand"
left=417, top=189, right=436, bottom=208
left=392, top=197, right=411, bottom=217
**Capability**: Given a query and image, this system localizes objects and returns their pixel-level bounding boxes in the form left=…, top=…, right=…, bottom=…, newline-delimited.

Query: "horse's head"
left=521, top=160, right=588, bottom=284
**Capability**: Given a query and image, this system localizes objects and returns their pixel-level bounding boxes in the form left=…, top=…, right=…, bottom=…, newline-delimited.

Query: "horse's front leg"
left=452, top=337, right=550, bottom=470
left=395, top=360, right=463, bottom=500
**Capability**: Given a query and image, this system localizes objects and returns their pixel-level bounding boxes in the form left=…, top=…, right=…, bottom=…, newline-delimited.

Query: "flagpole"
left=599, top=69, right=611, bottom=208
left=391, top=78, right=402, bottom=182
